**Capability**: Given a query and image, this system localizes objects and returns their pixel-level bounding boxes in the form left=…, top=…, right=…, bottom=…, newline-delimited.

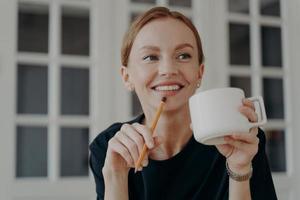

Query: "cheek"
left=185, top=69, right=200, bottom=83
left=131, top=67, right=156, bottom=86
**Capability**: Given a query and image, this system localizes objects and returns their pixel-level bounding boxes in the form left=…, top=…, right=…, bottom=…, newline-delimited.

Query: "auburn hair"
left=121, top=6, right=204, bottom=66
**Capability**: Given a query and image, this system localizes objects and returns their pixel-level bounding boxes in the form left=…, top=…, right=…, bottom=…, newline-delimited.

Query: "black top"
left=89, top=114, right=277, bottom=200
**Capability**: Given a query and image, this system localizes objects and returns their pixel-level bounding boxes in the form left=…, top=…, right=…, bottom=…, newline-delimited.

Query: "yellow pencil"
left=134, top=97, right=167, bottom=172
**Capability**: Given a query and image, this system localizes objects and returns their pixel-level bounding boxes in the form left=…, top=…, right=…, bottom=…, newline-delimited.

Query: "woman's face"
left=122, top=17, right=204, bottom=112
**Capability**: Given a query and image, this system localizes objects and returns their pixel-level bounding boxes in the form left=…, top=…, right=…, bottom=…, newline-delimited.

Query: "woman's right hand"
left=102, top=123, right=160, bottom=175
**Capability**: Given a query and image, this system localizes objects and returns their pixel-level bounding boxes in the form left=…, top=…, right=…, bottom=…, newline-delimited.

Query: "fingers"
left=108, top=138, right=134, bottom=166
left=224, top=133, right=259, bottom=153
left=231, top=131, right=259, bottom=144
left=121, top=124, right=144, bottom=154
left=115, top=131, right=139, bottom=165
left=242, top=98, right=255, bottom=110
left=241, top=98, right=261, bottom=123
left=132, top=123, right=155, bottom=149
left=224, top=136, right=245, bottom=149
left=239, top=106, right=258, bottom=123
left=108, top=123, right=157, bottom=169
left=216, top=143, right=234, bottom=158
left=249, top=127, right=259, bottom=136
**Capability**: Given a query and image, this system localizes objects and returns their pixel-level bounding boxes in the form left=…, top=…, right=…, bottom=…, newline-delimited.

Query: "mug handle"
left=247, top=96, right=267, bottom=127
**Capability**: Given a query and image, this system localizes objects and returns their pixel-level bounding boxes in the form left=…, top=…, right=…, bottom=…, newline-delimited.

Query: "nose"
left=158, top=58, right=179, bottom=77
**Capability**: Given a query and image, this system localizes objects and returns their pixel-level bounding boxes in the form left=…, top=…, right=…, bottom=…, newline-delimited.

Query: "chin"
left=162, top=100, right=189, bottom=113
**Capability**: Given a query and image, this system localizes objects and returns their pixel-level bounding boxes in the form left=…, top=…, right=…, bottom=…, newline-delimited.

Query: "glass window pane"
left=17, top=64, right=48, bottom=114
left=16, top=126, right=47, bottom=177
left=261, top=26, right=282, bottom=67
left=131, top=92, right=142, bottom=117
left=168, top=0, right=192, bottom=8
left=131, top=0, right=155, bottom=3
left=260, top=0, right=280, bottom=16
left=265, top=130, right=286, bottom=172
left=60, top=127, right=89, bottom=176
left=230, top=76, right=251, bottom=97
left=61, top=67, right=89, bottom=115
left=18, top=3, right=49, bottom=53
left=228, top=0, right=249, bottom=14
left=263, top=78, right=284, bottom=119
left=229, top=23, right=250, bottom=65
left=62, top=7, right=89, bottom=55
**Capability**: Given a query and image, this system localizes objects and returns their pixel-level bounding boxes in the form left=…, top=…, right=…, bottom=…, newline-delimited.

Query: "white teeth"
left=155, top=85, right=181, bottom=91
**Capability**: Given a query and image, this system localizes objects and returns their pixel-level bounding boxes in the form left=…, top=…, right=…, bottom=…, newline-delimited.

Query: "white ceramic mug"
left=189, top=87, right=267, bottom=145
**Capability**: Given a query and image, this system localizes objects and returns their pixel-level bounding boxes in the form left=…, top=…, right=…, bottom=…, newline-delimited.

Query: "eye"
left=177, top=53, right=192, bottom=60
left=143, top=55, right=159, bottom=62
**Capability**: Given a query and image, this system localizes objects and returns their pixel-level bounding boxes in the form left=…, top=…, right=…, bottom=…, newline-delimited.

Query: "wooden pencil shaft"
left=135, top=145, right=148, bottom=168
left=150, top=102, right=165, bottom=132
left=135, top=100, right=165, bottom=171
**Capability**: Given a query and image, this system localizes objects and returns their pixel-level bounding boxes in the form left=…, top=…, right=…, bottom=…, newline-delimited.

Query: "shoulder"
left=89, top=122, right=122, bottom=152
left=89, top=114, right=144, bottom=153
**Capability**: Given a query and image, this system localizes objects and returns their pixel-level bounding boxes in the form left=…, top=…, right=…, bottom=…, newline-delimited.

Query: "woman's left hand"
left=216, top=98, right=260, bottom=173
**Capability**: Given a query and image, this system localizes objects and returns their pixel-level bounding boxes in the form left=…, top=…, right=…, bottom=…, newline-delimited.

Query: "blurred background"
left=0, top=0, right=299, bottom=199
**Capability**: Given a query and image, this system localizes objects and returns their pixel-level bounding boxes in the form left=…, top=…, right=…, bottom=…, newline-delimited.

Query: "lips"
left=151, top=82, right=184, bottom=92
left=153, top=85, right=181, bottom=91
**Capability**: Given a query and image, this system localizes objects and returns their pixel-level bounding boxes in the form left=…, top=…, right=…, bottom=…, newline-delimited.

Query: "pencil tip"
left=161, top=97, right=167, bottom=102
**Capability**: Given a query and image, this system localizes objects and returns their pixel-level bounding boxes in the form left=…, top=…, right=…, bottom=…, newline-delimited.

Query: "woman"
left=90, top=7, right=277, bottom=200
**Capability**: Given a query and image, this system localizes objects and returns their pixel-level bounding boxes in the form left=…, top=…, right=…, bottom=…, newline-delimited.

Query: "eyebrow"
left=139, top=45, right=160, bottom=51
left=175, top=43, right=194, bottom=50
left=139, top=43, right=194, bottom=52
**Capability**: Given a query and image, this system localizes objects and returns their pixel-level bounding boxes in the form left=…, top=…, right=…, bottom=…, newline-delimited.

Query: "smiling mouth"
left=151, top=84, right=184, bottom=92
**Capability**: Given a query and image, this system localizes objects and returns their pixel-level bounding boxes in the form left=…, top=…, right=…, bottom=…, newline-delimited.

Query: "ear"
left=120, top=66, right=134, bottom=91
left=198, top=64, right=205, bottom=80
left=196, top=64, right=205, bottom=88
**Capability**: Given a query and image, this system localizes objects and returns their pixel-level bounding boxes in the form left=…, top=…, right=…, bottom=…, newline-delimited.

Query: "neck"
left=143, top=104, right=193, bottom=160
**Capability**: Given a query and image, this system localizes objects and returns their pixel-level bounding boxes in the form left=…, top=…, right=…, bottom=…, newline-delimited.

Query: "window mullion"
left=250, top=0, right=262, bottom=96
left=48, top=0, right=61, bottom=181
left=281, top=0, right=293, bottom=177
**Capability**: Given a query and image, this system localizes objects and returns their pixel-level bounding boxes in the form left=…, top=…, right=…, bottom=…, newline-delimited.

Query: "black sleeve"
left=89, top=136, right=107, bottom=200
left=89, top=122, right=124, bottom=200
left=250, top=129, right=278, bottom=200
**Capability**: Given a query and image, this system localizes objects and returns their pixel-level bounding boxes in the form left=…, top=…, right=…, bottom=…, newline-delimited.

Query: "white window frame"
left=0, top=0, right=115, bottom=199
